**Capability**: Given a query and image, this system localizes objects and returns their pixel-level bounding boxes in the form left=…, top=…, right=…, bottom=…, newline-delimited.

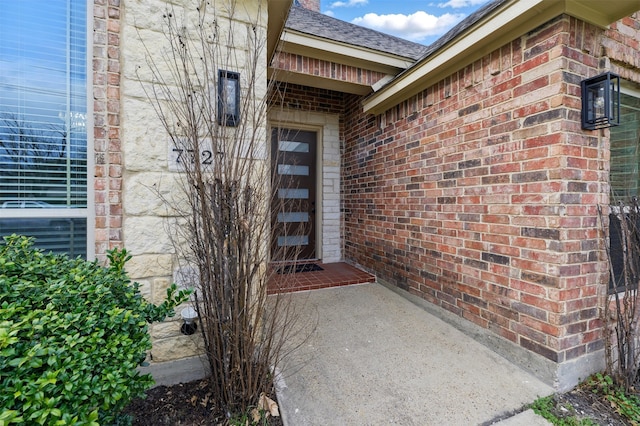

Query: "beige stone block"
left=127, top=254, right=173, bottom=279
left=151, top=320, right=182, bottom=339
left=152, top=277, right=172, bottom=304
left=121, top=101, right=166, bottom=171
left=124, top=216, right=175, bottom=254
left=123, top=1, right=166, bottom=33
left=150, top=334, right=204, bottom=362
left=138, top=279, right=152, bottom=302
left=124, top=173, right=186, bottom=216
left=218, top=0, right=268, bottom=25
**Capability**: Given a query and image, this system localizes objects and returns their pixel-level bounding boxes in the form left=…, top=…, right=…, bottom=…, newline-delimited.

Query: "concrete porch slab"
left=276, top=282, right=553, bottom=425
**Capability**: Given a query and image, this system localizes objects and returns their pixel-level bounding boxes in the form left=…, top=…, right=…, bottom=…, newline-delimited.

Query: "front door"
left=271, top=128, right=317, bottom=261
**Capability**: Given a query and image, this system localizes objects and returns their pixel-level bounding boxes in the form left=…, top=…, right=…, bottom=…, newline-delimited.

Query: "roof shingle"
left=285, top=6, right=429, bottom=61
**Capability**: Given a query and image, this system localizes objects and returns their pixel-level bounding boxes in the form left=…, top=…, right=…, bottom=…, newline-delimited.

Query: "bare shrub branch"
left=136, top=1, right=311, bottom=416
left=599, top=199, right=640, bottom=391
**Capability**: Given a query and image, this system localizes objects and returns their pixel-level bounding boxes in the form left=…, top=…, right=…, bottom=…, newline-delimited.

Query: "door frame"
left=269, top=122, right=323, bottom=263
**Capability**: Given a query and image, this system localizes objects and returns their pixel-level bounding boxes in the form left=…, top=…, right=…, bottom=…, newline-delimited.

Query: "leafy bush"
left=0, top=235, right=189, bottom=425
left=586, top=373, right=640, bottom=423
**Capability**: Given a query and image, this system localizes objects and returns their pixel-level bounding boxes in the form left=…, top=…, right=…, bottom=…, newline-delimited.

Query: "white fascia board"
left=281, top=30, right=416, bottom=72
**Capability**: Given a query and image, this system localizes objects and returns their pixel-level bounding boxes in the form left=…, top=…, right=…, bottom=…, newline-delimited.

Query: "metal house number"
left=167, top=140, right=222, bottom=172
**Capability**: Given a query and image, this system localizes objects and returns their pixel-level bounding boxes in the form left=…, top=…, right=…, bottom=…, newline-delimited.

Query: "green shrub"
left=0, top=235, right=190, bottom=425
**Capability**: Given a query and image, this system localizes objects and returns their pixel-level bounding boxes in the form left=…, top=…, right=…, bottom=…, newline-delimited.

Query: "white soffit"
left=280, top=30, right=416, bottom=74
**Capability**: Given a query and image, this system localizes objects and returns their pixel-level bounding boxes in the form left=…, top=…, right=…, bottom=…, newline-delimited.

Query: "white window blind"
left=610, top=92, right=640, bottom=200
left=0, top=1, right=88, bottom=257
left=609, top=89, right=640, bottom=291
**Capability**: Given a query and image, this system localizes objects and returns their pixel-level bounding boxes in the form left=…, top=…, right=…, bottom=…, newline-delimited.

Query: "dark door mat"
left=276, top=263, right=324, bottom=274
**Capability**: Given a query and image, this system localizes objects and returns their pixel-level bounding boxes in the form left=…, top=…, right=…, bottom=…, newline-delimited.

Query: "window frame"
left=608, top=83, right=640, bottom=292
left=0, top=0, right=94, bottom=259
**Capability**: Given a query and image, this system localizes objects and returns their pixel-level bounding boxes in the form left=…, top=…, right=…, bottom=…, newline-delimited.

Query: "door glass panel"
left=278, top=212, right=309, bottom=223
left=279, top=141, right=309, bottom=152
left=278, top=235, right=309, bottom=247
left=278, top=188, right=309, bottom=199
left=278, top=164, right=309, bottom=176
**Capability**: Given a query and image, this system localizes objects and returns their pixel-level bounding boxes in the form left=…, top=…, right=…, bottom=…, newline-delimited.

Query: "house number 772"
left=168, top=144, right=224, bottom=172
left=172, top=148, right=214, bottom=165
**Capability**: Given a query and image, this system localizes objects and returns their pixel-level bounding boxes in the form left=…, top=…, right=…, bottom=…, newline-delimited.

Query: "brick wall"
left=604, top=13, right=640, bottom=82
left=270, top=82, right=345, bottom=115
left=272, top=53, right=389, bottom=88
left=295, top=0, right=320, bottom=12
left=93, top=0, right=123, bottom=261
left=341, top=14, right=640, bottom=364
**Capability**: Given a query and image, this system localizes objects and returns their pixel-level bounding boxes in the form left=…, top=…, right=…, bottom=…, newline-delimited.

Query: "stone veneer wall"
left=341, top=13, right=640, bottom=389
left=118, top=0, right=268, bottom=364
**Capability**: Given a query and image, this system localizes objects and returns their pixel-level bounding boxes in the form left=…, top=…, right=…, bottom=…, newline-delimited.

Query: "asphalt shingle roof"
left=418, top=0, right=508, bottom=61
left=285, top=6, right=429, bottom=61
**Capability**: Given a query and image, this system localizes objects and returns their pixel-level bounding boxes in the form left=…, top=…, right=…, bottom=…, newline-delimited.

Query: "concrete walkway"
left=276, top=282, right=553, bottom=425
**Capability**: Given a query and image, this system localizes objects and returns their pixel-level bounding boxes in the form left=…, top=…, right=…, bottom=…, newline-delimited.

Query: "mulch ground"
left=123, top=374, right=637, bottom=425
left=547, top=385, right=631, bottom=425
left=122, top=377, right=283, bottom=426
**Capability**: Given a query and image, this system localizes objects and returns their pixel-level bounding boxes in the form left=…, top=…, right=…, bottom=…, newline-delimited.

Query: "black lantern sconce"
left=581, top=72, right=620, bottom=130
left=217, top=70, right=240, bottom=126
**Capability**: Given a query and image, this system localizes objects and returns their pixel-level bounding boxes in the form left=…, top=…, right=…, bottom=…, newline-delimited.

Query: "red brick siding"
left=93, top=0, right=122, bottom=261
left=341, top=14, right=640, bottom=363
left=295, top=0, right=320, bottom=12
left=604, top=13, right=640, bottom=82
left=272, top=52, right=389, bottom=87
left=269, top=82, right=345, bottom=115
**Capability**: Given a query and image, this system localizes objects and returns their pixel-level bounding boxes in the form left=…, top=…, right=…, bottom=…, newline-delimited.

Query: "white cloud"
left=351, top=11, right=465, bottom=42
left=438, top=0, right=487, bottom=8
left=329, top=0, right=368, bottom=8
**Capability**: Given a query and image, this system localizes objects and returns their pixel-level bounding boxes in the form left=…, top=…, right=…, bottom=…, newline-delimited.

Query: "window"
left=609, top=88, right=640, bottom=290
left=0, top=1, right=89, bottom=257
left=610, top=92, right=640, bottom=200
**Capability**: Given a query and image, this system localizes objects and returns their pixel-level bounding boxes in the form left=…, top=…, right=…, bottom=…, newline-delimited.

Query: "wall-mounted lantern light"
left=218, top=70, right=240, bottom=126
left=180, top=306, right=198, bottom=335
left=581, top=72, right=620, bottom=130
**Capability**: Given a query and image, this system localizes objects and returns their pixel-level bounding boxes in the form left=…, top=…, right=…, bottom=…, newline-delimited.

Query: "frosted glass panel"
left=278, top=188, right=308, bottom=199
left=277, top=212, right=309, bottom=223
left=277, top=235, right=309, bottom=247
left=279, top=141, right=309, bottom=152
left=278, top=164, right=309, bottom=176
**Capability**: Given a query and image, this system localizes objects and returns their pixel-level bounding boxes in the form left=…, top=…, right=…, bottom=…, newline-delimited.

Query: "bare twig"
left=137, top=1, right=311, bottom=416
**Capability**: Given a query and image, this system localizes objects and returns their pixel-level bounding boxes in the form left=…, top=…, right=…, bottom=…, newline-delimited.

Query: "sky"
left=322, top=0, right=491, bottom=45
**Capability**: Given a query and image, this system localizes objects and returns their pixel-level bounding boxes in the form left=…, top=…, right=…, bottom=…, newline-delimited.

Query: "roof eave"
left=363, top=0, right=640, bottom=115
left=269, top=68, right=376, bottom=95
left=268, top=1, right=294, bottom=63
left=564, top=0, right=640, bottom=28
left=281, top=30, right=417, bottom=73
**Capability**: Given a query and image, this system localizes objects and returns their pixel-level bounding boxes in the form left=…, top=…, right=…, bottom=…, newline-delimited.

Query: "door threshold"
left=270, top=259, right=320, bottom=265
